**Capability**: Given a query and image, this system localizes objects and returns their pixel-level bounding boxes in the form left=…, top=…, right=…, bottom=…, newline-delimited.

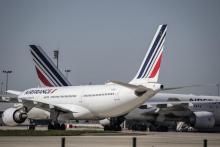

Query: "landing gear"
left=131, top=124, right=147, bottom=131
left=103, top=116, right=125, bottom=131
left=48, top=122, right=54, bottom=130
left=48, top=122, right=66, bottom=130
left=149, top=125, right=168, bottom=132
left=48, top=109, right=66, bottom=130
left=60, top=123, right=66, bottom=130
left=104, top=125, right=122, bottom=131
left=28, top=119, right=36, bottom=130
left=28, top=125, right=36, bottom=130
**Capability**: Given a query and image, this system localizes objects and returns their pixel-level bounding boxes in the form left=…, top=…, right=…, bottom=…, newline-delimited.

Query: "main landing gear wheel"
left=28, top=125, right=36, bottom=130
left=48, top=122, right=66, bottom=130
left=104, top=125, right=122, bottom=131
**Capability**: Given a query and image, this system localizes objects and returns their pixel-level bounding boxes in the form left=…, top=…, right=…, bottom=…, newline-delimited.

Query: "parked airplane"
left=30, top=44, right=71, bottom=87
left=123, top=93, right=220, bottom=132
left=22, top=25, right=220, bottom=132
left=1, top=24, right=167, bottom=130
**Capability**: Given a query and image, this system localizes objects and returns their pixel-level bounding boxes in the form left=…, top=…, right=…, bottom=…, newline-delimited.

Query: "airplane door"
left=112, top=88, right=120, bottom=103
left=78, top=89, right=84, bottom=104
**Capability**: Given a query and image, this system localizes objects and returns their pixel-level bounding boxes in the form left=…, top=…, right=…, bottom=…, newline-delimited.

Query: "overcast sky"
left=0, top=0, right=220, bottom=95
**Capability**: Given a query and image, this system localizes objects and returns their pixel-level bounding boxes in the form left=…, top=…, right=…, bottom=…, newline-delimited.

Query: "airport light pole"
left=217, top=83, right=220, bottom=96
left=2, top=70, right=12, bottom=92
left=53, top=50, right=59, bottom=69
left=65, top=69, right=71, bottom=80
left=0, top=81, right=3, bottom=94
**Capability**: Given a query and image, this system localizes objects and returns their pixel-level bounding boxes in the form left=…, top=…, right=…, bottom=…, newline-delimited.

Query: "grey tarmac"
left=0, top=132, right=220, bottom=147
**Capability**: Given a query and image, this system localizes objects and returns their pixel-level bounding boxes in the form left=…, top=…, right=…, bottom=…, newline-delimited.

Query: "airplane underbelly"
left=28, top=107, right=50, bottom=119
left=214, top=113, right=220, bottom=125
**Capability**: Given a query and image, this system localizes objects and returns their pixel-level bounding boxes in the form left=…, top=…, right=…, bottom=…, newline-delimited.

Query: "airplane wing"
left=1, top=91, right=72, bottom=113
left=2, top=90, right=85, bottom=116
left=138, top=102, right=190, bottom=116
left=15, top=97, right=75, bottom=113
left=139, top=100, right=220, bottom=116
left=7, top=90, right=22, bottom=96
left=0, top=94, right=70, bottom=113
left=0, top=93, right=19, bottom=103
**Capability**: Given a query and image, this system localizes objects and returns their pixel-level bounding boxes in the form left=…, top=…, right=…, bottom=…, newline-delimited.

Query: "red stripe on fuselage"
left=149, top=54, right=162, bottom=78
left=35, top=66, right=53, bottom=87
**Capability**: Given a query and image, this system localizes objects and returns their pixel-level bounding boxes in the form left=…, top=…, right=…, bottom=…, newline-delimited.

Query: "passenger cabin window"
left=49, top=95, right=76, bottom=98
left=83, top=93, right=115, bottom=97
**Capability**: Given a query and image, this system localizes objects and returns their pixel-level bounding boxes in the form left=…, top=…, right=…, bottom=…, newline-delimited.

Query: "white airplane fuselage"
left=1, top=25, right=167, bottom=128
left=19, top=84, right=158, bottom=120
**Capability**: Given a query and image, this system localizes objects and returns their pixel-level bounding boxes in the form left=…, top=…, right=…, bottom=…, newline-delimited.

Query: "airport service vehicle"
left=1, top=24, right=167, bottom=130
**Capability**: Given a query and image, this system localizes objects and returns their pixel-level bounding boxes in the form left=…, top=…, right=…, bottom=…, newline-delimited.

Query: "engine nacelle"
left=99, top=118, right=110, bottom=126
left=190, top=111, right=215, bottom=129
left=99, top=116, right=125, bottom=127
left=2, top=108, right=28, bottom=126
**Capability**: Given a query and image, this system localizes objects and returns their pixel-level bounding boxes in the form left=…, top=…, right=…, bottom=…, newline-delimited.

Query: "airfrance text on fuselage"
left=25, top=89, right=57, bottom=95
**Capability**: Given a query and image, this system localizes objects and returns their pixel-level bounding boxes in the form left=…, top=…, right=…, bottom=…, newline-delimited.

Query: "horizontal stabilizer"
left=110, top=80, right=149, bottom=96
left=162, top=84, right=213, bottom=91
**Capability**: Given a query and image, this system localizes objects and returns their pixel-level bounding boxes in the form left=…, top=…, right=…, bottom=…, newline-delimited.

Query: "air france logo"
left=189, top=98, right=213, bottom=102
left=25, top=89, right=57, bottom=95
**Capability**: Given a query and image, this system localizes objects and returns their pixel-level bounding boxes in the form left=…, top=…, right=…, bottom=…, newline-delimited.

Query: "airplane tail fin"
left=29, top=45, right=72, bottom=87
left=130, top=24, right=167, bottom=85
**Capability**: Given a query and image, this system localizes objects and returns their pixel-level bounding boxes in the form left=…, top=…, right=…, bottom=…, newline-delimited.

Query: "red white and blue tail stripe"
left=131, top=24, right=167, bottom=83
left=29, top=45, right=72, bottom=87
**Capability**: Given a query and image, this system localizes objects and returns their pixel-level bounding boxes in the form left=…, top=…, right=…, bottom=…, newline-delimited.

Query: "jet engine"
left=190, top=111, right=215, bottom=129
left=99, top=116, right=125, bottom=131
left=2, top=108, right=28, bottom=126
left=99, top=118, right=110, bottom=126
